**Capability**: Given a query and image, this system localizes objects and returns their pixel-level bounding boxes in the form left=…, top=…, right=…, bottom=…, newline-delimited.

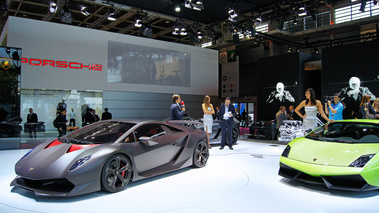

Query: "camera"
left=323, top=95, right=334, bottom=103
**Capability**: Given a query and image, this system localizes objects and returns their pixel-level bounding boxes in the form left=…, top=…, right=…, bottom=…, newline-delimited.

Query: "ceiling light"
left=197, top=30, right=202, bottom=39
left=194, top=1, right=204, bottom=10
left=80, top=6, right=90, bottom=16
left=298, top=11, right=307, bottom=16
left=140, top=25, right=153, bottom=37
left=174, top=2, right=182, bottom=12
left=59, top=5, right=72, bottom=23
left=287, top=46, right=292, bottom=53
left=184, top=0, right=204, bottom=11
left=135, top=19, right=142, bottom=27
left=108, top=8, right=116, bottom=21
left=172, top=21, right=180, bottom=35
left=49, top=2, right=57, bottom=13
left=228, top=8, right=238, bottom=18
left=180, top=26, right=187, bottom=36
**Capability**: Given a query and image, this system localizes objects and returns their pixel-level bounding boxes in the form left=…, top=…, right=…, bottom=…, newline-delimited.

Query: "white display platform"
left=1, top=140, right=379, bottom=213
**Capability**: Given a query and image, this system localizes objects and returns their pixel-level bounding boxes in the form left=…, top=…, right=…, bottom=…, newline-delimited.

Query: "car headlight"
left=281, top=145, right=291, bottom=158
left=349, top=154, right=375, bottom=167
left=69, top=155, right=91, bottom=171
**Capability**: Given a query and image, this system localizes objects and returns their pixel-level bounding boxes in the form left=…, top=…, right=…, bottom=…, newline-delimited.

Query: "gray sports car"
left=11, top=120, right=209, bottom=197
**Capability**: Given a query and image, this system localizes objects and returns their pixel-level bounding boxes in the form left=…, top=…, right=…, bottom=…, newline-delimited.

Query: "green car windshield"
left=305, top=122, right=379, bottom=143
left=60, top=121, right=135, bottom=144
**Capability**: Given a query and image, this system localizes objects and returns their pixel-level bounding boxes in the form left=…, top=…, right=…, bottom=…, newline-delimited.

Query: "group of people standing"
left=170, top=94, right=236, bottom=151
left=53, top=105, right=112, bottom=137
left=275, top=88, right=379, bottom=139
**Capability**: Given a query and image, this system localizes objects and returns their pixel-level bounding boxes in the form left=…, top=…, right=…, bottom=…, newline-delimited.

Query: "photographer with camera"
left=325, top=93, right=344, bottom=121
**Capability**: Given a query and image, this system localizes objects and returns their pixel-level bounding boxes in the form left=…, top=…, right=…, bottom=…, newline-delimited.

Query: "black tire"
left=226, top=129, right=239, bottom=145
left=101, top=154, right=132, bottom=193
left=192, top=140, right=209, bottom=168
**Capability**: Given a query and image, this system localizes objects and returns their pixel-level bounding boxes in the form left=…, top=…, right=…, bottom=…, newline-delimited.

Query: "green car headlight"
left=281, top=145, right=291, bottom=158
left=349, top=154, right=375, bottom=167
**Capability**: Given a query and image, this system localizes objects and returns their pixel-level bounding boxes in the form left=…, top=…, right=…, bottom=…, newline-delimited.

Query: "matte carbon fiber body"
left=11, top=120, right=207, bottom=197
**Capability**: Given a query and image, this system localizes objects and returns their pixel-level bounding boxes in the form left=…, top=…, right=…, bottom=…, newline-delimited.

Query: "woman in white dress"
left=295, top=88, right=330, bottom=134
left=202, top=95, right=215, bottom=149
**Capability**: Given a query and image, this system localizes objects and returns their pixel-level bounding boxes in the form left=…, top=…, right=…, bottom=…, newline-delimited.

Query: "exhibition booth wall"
left=322, top=39, right=379, bottom=97
left=256, top=39, right=379, bottom=121
left=0, top=16, right=219, bottom=132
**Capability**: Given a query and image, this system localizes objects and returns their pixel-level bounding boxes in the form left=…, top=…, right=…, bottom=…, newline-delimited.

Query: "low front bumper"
left=279, top=157, right=379, bottom=191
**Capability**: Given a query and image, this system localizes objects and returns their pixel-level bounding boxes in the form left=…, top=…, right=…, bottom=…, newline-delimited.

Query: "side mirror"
left=138, top=136, right=158, bottom=146
left=138, top=136, right=151, bottom=141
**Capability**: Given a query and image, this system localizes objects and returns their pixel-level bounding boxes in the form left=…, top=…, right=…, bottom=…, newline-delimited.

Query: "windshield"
left=305, top=122, right=379, bottom=143
left=60, top=121, right=135, bottom=144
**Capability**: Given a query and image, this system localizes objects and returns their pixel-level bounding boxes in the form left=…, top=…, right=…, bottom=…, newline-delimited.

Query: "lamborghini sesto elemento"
left=11, top=120, right=209, bottom=197
left=279, top=119, right=379, bottom=191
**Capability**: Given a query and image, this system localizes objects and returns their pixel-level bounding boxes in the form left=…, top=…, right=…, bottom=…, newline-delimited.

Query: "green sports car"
left=279, top=119, right=379, bottom=191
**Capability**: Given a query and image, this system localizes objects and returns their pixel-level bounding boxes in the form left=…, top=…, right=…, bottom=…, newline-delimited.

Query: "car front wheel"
left=101, top=154, right=132, bottom=193
left=192, top=140, right=209, bottom=168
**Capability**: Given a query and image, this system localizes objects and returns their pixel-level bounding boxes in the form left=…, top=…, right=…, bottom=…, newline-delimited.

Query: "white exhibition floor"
left=1, top=140, right=379, bottom=213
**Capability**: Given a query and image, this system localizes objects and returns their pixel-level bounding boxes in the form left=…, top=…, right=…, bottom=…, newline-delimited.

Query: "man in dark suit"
left=287, top=105, right=300, bottom=120
left=27, top=108, right=38, bottom=138
left=84, top=108, right=96, bottom=126
left=170, top=94, right=186, bottom=120
left=218, top=97, right=236, bottom=150
left=101, top=108, right=112, bottom=120
left=54, top=108, right=67, bottom=137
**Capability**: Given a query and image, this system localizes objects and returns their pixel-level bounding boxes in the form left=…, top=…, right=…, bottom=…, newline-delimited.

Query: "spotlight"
left=194, top=1, right=204, bottom=11
left=135, top=16, right=142, bottom=27
left=197, top=30, right=202, bottom=39
left=172, top=21, right=181, bottom=35
left=312, top=47, right=319, bottom=54
left=287, top=46, right=292, bottom=53
left=49, top=2, right=57, bottom=13
left=59, top=5, right=72, bottom=23
left=174, top=2, right=182, bottom=12
left=108, top=8, right=116, bottom=21
left=180, top=26, right=187, bottom=36
left=228, top=8, right=238, bottom=19
left=80, top=5, right=90, bottom=16
left=140, top=24, right=153, bottom=37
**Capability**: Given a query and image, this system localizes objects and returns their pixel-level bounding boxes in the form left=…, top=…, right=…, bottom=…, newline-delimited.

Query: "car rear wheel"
left=101, top=154, right=132, bottom=193
left=192, top=140, right=209, bottom=168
